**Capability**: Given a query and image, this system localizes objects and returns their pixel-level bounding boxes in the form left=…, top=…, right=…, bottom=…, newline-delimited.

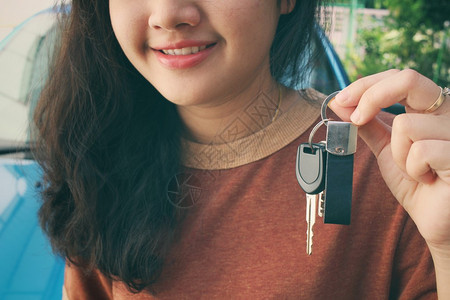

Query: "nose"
left=148, top=0, right=201, bottom=31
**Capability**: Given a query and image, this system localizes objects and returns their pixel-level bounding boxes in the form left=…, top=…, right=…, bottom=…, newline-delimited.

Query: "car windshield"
left=0, top=11, right=57, bottom=146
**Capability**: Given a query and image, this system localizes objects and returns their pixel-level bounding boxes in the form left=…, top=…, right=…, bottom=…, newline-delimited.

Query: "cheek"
left=221, top=1, right=279, bottom=41
left=109, top=3, right=148, bottom=57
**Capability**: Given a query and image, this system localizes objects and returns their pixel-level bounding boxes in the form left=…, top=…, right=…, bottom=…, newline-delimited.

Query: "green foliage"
left=385, top=0, right=449, bottom=30
left=333, top=0, right=386, bottom=9
left=344, top=0, right=450, bottom=86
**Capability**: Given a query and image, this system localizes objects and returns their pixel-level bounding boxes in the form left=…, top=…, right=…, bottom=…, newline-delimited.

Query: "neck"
left=177, top=79, right=287, bottom=144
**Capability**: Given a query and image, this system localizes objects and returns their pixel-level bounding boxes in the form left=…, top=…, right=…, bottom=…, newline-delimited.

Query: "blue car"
left=0, top=7, right=349, bottom=300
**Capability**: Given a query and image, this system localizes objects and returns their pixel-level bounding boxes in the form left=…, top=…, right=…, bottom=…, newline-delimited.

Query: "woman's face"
left=109, top=0, right=292, bottom=107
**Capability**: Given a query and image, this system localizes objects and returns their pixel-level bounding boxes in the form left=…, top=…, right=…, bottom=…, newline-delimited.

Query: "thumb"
left=357, top=117, right=391, bottom=159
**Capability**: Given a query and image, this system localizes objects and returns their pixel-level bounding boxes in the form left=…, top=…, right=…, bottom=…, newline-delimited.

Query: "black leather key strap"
left=323, top=152, right=353, bottom=225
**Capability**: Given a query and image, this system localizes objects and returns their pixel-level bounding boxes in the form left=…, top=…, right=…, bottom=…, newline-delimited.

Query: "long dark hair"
left=33, top=0, right=325, bottom=292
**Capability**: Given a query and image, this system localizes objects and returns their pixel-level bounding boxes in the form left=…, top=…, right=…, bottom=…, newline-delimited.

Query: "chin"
left=157, top=89, right=203, bottom=107
left=153, top=81, right=218, bottom=107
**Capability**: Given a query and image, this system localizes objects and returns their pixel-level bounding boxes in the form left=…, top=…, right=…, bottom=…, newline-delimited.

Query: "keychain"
left=296, top=91, right=357, bottom=254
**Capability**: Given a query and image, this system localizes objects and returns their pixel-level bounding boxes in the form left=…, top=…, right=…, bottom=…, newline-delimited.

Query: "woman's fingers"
left=406, top=140, right=450, bottom=184
left=358, top=113, right=450, bottom=184
left=355, top=116, right=391, bottom=158
left=391, top=113, right=450, bottom=183
left=328, top=68, right=450, bottom=184
left=330, top=69, right=400, bottom=121
left=334, top=69, right=448, bottom=125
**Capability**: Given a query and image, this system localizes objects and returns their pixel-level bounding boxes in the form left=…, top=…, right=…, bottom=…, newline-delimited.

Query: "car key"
left=296, top=142, right=327, bottom=255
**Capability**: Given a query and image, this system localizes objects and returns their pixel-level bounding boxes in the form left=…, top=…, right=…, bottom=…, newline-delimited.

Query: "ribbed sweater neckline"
left=181, top=89, right=322, bottom=170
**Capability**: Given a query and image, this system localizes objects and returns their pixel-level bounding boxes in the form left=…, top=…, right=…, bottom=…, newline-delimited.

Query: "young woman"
left=34, top=0, right=450, bottom=298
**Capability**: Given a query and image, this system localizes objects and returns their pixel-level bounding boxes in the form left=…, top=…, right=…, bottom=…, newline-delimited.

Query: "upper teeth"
left=162, top=46, right=207, bottom=55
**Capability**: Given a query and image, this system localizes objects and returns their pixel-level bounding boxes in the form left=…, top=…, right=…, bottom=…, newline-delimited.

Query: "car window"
left=310, top=37, right=345, bottom=95
left=284, top=29, right=349, bottom=95
left=0, top=12, right=57, bottom=144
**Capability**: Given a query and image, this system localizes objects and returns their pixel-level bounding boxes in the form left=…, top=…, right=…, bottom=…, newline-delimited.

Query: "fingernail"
left=350, top=108, right=360, bottom=124
left=335, top=90, right=349, bottom=104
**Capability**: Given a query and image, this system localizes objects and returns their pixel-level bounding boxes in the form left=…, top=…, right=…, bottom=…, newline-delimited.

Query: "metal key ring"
left=321, top=91, right=340, bottom=123
left=308, top=118, right=332, bottom=149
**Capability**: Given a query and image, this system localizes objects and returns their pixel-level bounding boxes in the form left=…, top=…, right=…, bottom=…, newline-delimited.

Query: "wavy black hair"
left=33, top=0, right=326, bottom=292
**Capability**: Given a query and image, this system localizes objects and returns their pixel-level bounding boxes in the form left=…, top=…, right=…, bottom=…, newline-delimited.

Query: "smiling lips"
left=153, top=42, right=216, bottom=69
left=161, top=45, right=208, bottom=55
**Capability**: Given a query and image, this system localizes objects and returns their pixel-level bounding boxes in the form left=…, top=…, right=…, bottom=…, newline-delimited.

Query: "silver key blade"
left=306, top=193, right=317, bottom=255
left=318, top=191, right=325, bottom=218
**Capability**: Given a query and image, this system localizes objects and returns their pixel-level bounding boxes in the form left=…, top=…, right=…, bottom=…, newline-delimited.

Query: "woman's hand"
left=330, top=69, right=450, bottom=296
